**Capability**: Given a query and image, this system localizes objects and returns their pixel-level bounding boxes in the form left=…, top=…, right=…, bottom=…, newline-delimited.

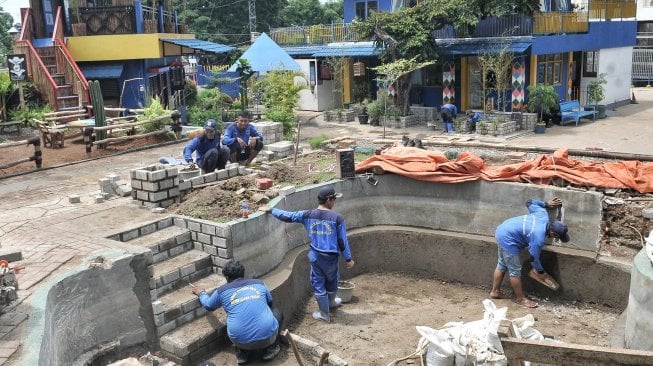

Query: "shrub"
left=9, top=103, right=53, bottom=128
left=187, top=88, right=233, bottom=126
left=308, top=134, right=329, bottom=149
left=141, top=97, right=173, bottom=133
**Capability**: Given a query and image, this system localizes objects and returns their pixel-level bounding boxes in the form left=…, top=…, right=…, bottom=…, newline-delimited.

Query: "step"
left=159, top=311, right=228, bottom=365
left=57, top=85, right=73, bottom=96
left=124, top=225, right=192, bottom=263
left=153, top=273, right=226, bottom=336
left=152, top=249, right=213, bottom=298
left=56, top=96, right=81, bottom=110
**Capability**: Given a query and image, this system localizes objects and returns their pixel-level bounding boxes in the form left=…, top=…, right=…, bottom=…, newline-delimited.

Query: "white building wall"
left=637, top=0, right=653, bottom=21
left=295, top=59, right=335, bottom=111
left=580, top=46, right=633, bottom=105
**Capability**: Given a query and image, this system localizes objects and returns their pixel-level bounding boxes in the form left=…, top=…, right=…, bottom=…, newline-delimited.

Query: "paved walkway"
left=1, top=89, right=653, bottom=364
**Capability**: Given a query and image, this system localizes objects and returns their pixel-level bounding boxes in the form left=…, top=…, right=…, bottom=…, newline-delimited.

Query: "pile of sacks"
left=415, top=299, right=546, bottom=366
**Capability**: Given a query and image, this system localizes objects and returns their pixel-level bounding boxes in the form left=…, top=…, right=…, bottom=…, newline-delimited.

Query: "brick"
left=94, top=195, right=104, bottom=204
left=147, top=169, right=167, bottom=182
left=201, top=224, right=216, bottom=236
left=196, top=232, right=211, bottom=245
left=131, top=179, right=142, bottom=190
left=256, top=178, right=273, bottom=190
left=161, top=270, right=180, bottom=285
left=140, top=223, right=157, bottom=236
left=212, top=237, right=227, bottom=248
left=159, top=178, right=176, bottom=190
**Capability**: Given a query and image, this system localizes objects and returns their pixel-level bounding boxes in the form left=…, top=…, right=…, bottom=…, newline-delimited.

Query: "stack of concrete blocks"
left=252, top=121, right=284, bottom=162
left=410, top=106, right=438, bottom=125
left=97, top=177, right=113, bottom=202
left=496, top=120, right=518, bottom=136
left=171, top=217, right=233, bottom=275
left=521, top=112, right=537, bottom=132
left=130, top=164, right=180, bottom=208
left=391, top=114, right=422, bottom=129
left=106, top=174, right=133, bottom=197
left=177, top=163, right=258, bottom=200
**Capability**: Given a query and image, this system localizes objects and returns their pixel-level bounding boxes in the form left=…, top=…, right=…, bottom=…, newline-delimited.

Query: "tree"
left=0, top=7, right=14, bottom=68
left=477, top=41, right=515, bottom=113
left=174, top=0, right=287, bottom=45
left=279, top=0, right=326, bottom=26
left=527, top=84, right=558, bottom=122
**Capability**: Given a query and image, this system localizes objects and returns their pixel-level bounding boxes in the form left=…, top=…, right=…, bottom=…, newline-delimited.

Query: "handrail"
left=52, top=6, right=65, bottom=42
left=15, top=40, right=59, bottom=110
left=54, top=38, right=90, bottom=106
left=19, top=8, right=33, bottom=42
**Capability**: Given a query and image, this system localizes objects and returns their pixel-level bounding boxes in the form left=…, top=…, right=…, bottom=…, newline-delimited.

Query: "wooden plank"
left=500, top=337, right=653, bottom=366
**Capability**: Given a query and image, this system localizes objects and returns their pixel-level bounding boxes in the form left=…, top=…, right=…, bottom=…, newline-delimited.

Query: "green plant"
left=9, top=103, right=53, bottom=128
left=587, top=73, right=607, bottom=107
left=0, top=73, right=16, bottom=121
left=352, top=78, right=370, bottom=104
left=142, top=97, right=173, bottom=133
left=308, top=134, right=329, bottom=149
left=527, top=84, right=558, bottom=122
left=367, top=100, right=384, bottom=121
left=253, top=70, right=305, bottom=140
left=187, top=88, right=232, bottom=126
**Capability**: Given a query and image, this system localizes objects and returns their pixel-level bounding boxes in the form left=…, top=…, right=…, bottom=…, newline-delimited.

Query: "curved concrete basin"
left=34, top=176, right=643, bottom=365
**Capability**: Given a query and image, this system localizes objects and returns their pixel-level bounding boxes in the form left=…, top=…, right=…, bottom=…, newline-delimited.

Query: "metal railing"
left=269, top=23, right=364, bottom=45
left=74, top=5, right=137, bottom=35
left=54, top=6, right=90, bottom=107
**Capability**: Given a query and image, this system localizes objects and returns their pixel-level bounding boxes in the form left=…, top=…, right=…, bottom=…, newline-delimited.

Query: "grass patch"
left=307, top=134, right=330, bottom=149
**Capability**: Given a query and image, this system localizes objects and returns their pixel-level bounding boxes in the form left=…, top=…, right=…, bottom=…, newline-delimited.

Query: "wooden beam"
left=500, top=337, right=653, bottom=366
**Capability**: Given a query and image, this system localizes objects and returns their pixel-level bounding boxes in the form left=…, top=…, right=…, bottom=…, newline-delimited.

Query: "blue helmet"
left=204, top=119, right=217, bottom=130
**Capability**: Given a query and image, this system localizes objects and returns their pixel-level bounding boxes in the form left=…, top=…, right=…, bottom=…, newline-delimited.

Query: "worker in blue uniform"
left=222, top=111, right=264, bottom=166
left=183, top=119, right=230, bottom=173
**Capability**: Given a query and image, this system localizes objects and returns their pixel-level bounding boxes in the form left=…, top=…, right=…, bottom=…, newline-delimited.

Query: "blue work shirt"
left=270, top=208, right=353, bottom=261
left=183, top=133, right=222, bottom=164
left=441, top=103, right=457, bottom=118
left=222, top=123, right=263, bottom=147
left=468, top=112, right=481, bottom=123
left=495, top=199, right=551, bottom=272
left=197, top=278, right=278, bottom=345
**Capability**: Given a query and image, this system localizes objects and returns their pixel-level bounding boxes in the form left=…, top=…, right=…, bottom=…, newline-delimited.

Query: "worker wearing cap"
left=264, top=186, right=355, bottom=322
left=183, top=119, right=230, bottom=173
left=490, top=197, right=570, bottom=308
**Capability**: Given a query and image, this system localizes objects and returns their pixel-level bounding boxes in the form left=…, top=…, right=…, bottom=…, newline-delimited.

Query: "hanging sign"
left=7, top=55, right=27, bottom=81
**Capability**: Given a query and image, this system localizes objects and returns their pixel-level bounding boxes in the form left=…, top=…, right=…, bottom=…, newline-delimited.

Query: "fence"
left=632, top=48, right=653, bottom=84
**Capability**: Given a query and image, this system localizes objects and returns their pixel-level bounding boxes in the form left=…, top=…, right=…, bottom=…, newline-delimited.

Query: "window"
left=420, top=64, right=442, bottom=87
left=645, top=0, right=653, bottom=7
left=355, top=1, right=377, bottom=20
left=536, top=53, right=563, bottom=86
left=583, top=51, right=598, bottom=77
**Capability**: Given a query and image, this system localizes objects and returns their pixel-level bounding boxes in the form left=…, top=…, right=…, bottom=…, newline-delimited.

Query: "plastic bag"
left=416, top=326, right=455, bottom=366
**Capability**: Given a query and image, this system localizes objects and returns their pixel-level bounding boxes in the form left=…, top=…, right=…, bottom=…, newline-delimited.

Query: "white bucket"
left=337, top=280, right=355, bottom=303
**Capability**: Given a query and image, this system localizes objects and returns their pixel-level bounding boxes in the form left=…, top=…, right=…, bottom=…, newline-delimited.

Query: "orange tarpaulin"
left=354, top=147, right=653, bottom=193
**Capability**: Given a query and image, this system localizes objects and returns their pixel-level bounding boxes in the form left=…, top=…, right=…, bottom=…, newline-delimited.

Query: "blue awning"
left=436, top=38, right=532, bottom=56
left=80, top=63, right=124, bottom=79
left=161, top=38, right=235, bottom=55
left=284, top=42, right=382, bottom=58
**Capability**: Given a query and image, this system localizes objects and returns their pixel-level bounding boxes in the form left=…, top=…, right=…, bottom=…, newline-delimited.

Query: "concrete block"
left=151, top=207, right=166, bottom=214
left=279, top=186, right=296, bottom=196
left=140, top=223, right=157, bottom=236
left=182, top=298, right=199, bottom=314
left=165, top=167, right=179, bottom=178
left=179, top=170, right=201, bottom=181
left=212, top=237, right=227, bottom=249
left=130, top=179, right=142, bottom=190
left=68, top=195, right=81, bottom=204
left=94, top=195, right=104, bottom=204
left=116, top=184, right=132, bottom=197
left=136, top=190, right=149, bottom=201
left=190, top=176, right=205, bottom=186
left=157, top=321, right=177, bottom=337
left=238, top=166, right=248, bottom=175
left=169, top=244, right=185, bottom=257
left=150, top=191, right=168, bottom=202
left=152, top=300, right=166, bottom=315
left=643, top=208, right=653, bottom=220
left=133, top=169, right=149, bottom=181
left=107, top=174, right=121, bottom=183
left=173, top=217, right=188, bottom=228
left=180, top=263, right=196, bottom=277
left=197, top=233, right=211, bottom=245
left=203, top=172, right=217, bottom=183
left=141, top=181, right=159, bottom=191
left=201, top=224, right=216, bottom=236
left=161, top=270, right=181, bottom=285
left=216, top=169, right=229, bottom=180
left=179, top=180, right=191, bottom=192
left=148, top=169, right=167, bottom=182
left=98, top=178, right=111, bottom=187
left=187, top=221, right=201, bottom=232
left=102, top=192, right=111, bottom=200
left=266, top=141, right=295, bottom=152
left=202, top=245, right=218, bottom=256
left=227, top=166, right=239, bottom=177
left=159, top=178, right=176, bottom=190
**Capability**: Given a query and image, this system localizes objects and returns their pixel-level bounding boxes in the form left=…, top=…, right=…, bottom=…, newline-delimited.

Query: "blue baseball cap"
left=318, top=186, right=342, bottom=201
left=550, top=221, right=570, bottom=242
left=204, top=119, right=217, bottom=130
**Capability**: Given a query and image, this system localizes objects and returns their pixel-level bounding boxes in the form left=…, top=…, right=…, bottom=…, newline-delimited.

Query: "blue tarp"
left=80, top=63, right=124, bottom=79
left=228, top=33, right=301, bottom=74
left=161, top=38, right=234, bottom=54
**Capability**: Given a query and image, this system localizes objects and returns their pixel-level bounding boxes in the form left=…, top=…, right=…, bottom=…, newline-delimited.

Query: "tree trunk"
left=397, top=74, right=412, bottom=116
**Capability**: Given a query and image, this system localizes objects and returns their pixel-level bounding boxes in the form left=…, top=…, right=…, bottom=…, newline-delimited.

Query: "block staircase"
left=34, top=46, right=81, bottom=111
left=122, top=224, right=230, bottom=365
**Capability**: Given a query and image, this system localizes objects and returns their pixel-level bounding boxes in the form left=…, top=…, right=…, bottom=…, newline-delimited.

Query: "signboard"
left=7, top=55, right=27, bottom=81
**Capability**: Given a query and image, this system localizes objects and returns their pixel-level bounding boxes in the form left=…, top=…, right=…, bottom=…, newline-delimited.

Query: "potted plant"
left=357, top=99, right=369, bottom=124
left=587, top=73, right=607, bottom=119
left=367, top=100, right=383, bottom=126
left=527, top=84, right=558, bottom=133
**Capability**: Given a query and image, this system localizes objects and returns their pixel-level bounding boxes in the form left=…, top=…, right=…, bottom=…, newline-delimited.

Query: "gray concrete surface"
left=625, top=249, right=653, bottom=351
left=2, top=89, right=653, bottom=364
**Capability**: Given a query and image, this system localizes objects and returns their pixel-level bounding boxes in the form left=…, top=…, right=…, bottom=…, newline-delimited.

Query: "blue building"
left=271, top=0, right=636, bottom=113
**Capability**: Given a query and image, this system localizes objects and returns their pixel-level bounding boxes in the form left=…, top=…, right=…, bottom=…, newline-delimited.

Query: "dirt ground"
left=203, top=272, right=620, bottom=366
left=0, top=128, right=174, bottom=176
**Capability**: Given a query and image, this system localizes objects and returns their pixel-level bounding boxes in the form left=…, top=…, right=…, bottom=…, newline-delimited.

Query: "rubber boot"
left=312, top=294, right=330, bottom=322
left=328, top=291, right=342, bottom=308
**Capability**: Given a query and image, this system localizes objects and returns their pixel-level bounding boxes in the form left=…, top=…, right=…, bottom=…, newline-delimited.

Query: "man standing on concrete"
left=441, top=103, right=457, bottom=133
left=265, top=186, right=355, bottom=322
left=192, top=260, right=281, bottom=364
left=490, top=197, right=570, bottom=308
left=222, top=111, right=264, bottom=166
left=183, top=119, right=230, bottom=174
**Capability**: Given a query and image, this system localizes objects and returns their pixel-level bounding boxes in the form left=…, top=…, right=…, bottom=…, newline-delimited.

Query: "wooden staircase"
left=35, top=46, right=82, bottom=111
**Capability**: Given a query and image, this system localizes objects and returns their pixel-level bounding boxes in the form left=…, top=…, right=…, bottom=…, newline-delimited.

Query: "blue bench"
left=559, top=100, right=595, bottom=127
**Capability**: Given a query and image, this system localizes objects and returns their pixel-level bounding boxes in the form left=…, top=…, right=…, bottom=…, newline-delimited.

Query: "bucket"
left=337, top=280, right=355, bottom=303
left=534, top=124, right=546, bottom=134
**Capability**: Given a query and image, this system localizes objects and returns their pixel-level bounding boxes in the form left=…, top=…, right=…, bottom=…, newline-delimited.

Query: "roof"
left=436, top=37, right=532, bottom=56
left=79, top=63, right=124, bottom=79
left=161, top=38, right=235, bottom=55
left=228, top=33, right=300, bottom=74
left=284, top=42, right=381, bottom=58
